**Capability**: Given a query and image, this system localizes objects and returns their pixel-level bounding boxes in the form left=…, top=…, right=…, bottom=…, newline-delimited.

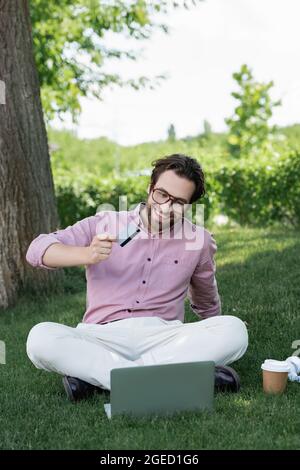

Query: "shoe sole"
left=62, top=376, right=75, bottom=402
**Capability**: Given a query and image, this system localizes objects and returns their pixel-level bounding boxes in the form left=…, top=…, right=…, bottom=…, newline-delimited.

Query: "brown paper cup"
left=262, top=370, right=288, bottom=394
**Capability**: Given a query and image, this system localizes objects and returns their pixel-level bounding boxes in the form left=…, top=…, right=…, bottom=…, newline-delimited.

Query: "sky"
left=51, top=0, right=300, bottom=146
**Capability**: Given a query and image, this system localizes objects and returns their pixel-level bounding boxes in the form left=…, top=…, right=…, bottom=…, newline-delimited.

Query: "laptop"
left=103, top=361, right=215, bottom=419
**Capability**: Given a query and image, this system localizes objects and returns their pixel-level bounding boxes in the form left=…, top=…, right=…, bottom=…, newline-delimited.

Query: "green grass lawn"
left=0, top=225, right=299, bottom=450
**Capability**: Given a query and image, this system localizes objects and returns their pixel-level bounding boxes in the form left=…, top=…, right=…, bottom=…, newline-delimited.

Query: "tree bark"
left=0, top=0, right=64, bottom=309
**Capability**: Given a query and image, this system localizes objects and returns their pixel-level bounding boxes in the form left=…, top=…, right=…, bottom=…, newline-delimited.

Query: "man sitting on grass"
left=25, top=153, right=248, bottom=401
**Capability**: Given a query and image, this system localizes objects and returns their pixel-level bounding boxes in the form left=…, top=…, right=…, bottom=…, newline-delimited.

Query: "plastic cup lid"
left=261, top=359, right=291, bottom=372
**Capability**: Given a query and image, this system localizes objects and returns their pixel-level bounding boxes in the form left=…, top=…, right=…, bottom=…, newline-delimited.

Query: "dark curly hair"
left=149, top=153, right=205, bottom=204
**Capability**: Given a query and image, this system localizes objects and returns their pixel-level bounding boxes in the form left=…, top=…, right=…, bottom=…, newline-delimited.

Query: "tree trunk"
left=0, top=0, right=64, bottom=309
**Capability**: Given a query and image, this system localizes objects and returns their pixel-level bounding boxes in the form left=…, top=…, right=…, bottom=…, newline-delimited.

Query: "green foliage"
left=203, top=119, right=212, bottom=138
left=54, top=171, right=213, bottom=228
left=214, top=150, right=300, bottom=227
left=49, top=127, right=300, bottom=230
left=29, top=0, right=198, bottom=121
left=197, top=119, right=213, bottom=147
left=54, top=172, right=147, bottom=227
left=225, top=64, right=281, bottom=158
left=281, top=124, right=300, bottom=151
left=48, top=127, right=227, bottom=178
left=48, top=128, right=119, bottom=176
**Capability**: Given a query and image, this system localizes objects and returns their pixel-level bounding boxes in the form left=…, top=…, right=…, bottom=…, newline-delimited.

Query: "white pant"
left=26, top=315, right=248, bottom=391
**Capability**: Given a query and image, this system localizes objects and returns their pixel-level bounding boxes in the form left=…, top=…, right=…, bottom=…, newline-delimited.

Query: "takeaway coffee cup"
left=261, top=359, right=291, bottom=394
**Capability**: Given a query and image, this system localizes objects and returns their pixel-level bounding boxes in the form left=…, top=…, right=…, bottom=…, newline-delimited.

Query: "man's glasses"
left=151, top=188, right=187, bottom=212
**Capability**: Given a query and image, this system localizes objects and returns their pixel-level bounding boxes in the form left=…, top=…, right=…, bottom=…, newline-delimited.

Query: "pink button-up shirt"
left=25, top=201, right=221, bottom=324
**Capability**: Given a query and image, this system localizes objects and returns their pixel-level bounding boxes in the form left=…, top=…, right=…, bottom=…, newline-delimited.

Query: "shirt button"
left=174, top=260, right=178, bottom=264
left=147, top=258, right=151, bottom=261
left=142, top=280, right=146, bottom=284
left=136, top=300, right=139, bottom=303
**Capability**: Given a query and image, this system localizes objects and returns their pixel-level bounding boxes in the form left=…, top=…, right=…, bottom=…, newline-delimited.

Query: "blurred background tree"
left=225, top=64, right=281, bottom=158
left=0, top=0, right=199, bottom=309
left=203, top=119, right=212, bottom=139
left=167, top=123, right=176, bottom=142
left=30, top=0, right=199, bottom=122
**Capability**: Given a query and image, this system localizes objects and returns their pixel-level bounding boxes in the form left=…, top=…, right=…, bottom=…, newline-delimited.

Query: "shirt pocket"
left=156, top=255, right=192, bottom=290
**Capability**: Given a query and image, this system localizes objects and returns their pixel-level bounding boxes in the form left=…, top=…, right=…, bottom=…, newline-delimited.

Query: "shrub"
left=213, top=150, right=300, bottom=227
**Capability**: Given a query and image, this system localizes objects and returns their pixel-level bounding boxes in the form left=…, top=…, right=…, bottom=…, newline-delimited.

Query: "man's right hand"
left=86, top=233, right=117, bottom=265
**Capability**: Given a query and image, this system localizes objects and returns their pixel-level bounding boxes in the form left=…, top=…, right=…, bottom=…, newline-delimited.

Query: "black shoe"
left=214, top=365, right=241, bottom=393
left=62, top=375, right=104, bottom=402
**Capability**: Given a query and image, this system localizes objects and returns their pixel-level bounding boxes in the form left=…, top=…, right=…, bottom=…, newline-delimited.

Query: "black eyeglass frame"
left=151, top=187, right=188, bottom=207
